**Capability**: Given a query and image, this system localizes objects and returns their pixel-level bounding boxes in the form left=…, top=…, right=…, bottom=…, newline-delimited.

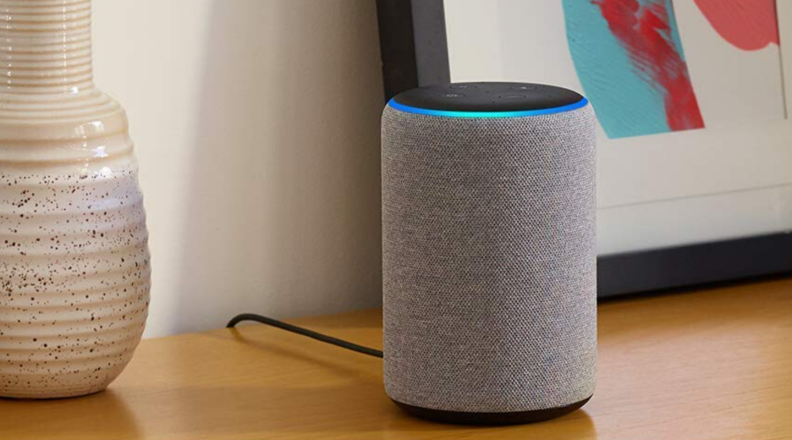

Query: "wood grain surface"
left=1, top=277, right=791, bottom=439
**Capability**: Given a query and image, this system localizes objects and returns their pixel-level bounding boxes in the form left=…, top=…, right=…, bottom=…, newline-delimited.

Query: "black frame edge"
left=376, top=0, right=450, bottom=101
left=409, top=1, right=450, bottom=88
left=598, top=232, right=792, bottom=297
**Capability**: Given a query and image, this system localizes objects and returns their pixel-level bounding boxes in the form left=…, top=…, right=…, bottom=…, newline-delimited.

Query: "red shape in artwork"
left=693, top=0, right=779, bottom=51
left=593, top=0, right=704, bottom=131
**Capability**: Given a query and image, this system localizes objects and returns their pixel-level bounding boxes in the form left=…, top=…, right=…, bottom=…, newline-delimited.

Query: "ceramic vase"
left=0, top=0, right=150, bottom=398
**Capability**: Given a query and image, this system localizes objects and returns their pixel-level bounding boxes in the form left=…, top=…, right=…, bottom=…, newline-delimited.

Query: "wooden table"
left=1, top=277, right=791, bottom=440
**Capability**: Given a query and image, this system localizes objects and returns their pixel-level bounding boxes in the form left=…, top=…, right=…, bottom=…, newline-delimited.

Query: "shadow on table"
left=111, top=380, right=596, bottom=439
left=141, top=330, right=596, bottom=439
left=598, top=277, right=790, bottom=341
left=223, top=327, right=383, bottom=380
left=0, top=390, right=141, bottom=440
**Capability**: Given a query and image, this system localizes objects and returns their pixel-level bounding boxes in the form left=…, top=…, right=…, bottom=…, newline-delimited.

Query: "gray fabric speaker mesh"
left=381, top=104, right=597, bottom=413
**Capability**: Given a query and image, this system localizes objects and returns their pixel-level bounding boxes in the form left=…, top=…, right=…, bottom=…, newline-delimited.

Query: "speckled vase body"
left=0, top=0, right=150, bottom=399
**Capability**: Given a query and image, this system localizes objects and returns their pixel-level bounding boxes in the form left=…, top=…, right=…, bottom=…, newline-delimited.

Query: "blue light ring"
left=387, top=97, right=589, bottom=118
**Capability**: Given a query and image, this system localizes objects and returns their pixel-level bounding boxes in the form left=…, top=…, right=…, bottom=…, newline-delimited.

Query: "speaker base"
left=393, top=395, right=591, bottom=425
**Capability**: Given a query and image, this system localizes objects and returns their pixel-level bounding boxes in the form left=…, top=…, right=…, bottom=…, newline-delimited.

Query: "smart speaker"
left=381, top=82, right=597, bottom=425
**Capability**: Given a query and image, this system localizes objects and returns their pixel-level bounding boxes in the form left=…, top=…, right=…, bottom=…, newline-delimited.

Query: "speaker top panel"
left=389, top=82, right=587, bottom=118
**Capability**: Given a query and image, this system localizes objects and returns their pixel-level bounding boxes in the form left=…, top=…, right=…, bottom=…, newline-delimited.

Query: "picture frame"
left=375, top=0, right=792, bottom=297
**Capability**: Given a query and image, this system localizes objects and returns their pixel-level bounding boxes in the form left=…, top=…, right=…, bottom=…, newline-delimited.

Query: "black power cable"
left=226, top=313, right=384, bottom=358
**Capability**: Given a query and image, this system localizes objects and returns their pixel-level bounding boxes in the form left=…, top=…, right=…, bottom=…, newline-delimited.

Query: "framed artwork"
left=376, top=0, right=792, bottom=297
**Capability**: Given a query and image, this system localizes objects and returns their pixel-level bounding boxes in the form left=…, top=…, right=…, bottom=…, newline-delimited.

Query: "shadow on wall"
left=174, top=0, right=384, bottom=333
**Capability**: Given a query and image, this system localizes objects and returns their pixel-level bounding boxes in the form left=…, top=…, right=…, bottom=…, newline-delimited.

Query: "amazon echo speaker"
left=381, top=82, right=597, bottom=425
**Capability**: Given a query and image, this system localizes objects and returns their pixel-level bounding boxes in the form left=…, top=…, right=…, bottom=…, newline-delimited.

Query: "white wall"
left=92, top=0, right=385, bottom=337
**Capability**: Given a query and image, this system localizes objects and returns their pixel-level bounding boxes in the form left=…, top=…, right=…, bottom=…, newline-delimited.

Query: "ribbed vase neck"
left=0, top=0, right=94, bottom=95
